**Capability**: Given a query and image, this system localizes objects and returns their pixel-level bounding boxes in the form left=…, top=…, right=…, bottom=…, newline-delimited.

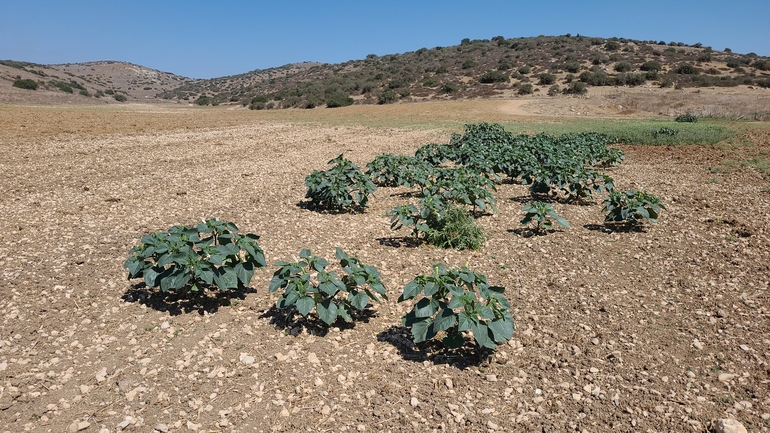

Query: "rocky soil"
left=0, top=105, right=769, bottom=432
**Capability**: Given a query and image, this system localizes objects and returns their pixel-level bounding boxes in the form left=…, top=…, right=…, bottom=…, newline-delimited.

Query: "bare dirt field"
left=1, top=102, right=769, bottom=433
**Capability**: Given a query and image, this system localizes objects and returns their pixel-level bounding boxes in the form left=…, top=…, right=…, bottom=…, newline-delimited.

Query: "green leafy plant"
left=268, top=248, right=387, bottom=325
left=366, top=154, right=434, bottom=188
left=399, top=264, right=514, bottom=350
left=12, top=78, right=38, bottom=90
left=521, top=201, right=569, bottom=233
left=675, top=113, right=698, bottom=123
left=652, top=127, right=679, bottom=138
left=124, top=219, right=266, bottom=294
left=424, top=205, right=485, bottom=250
left=602, top=190, right=666, bottom=228
left=305, top=154, right=376, bottom=212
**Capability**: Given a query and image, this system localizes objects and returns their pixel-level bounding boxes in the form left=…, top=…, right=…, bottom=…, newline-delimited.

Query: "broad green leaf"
left=414, top=298, right=438, bottom=318
left=234, top=262, right=254, bottom=285
left=422, top=281, right=438, bottom=297
left=410, top=318, right=433, bottom=343
left=400, top=280, right=421, bottom=301
left=337, top=304, right=352, bottom=322
left=488, top=318, right=514, bottom=342
left=268, top=275, right=287, bottom=292
left=124, top=256, right=146, bottom=278
left=296, top=296, right=315, bottom=317
left=317, top=299, right=338, bottom=325
left=144, top=267, right=161, bottom=288
left=212, top=267, right=238, bottom=290
left=470, top=321, right=493, bottom=349
left=552, top=214, right=569, bottom=228
left=349, top=291, right=369, bottom=311
left=458, top=311, right=474, bottom=332
left=478, top=305, right=496, bottom=320
left=319, top=281, right=340, bottom=297
left=432, top=308, right=457, bottom=333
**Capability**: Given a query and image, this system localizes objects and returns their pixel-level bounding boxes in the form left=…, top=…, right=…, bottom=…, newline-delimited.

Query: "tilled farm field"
left=0, top=105, right=769, bottom=433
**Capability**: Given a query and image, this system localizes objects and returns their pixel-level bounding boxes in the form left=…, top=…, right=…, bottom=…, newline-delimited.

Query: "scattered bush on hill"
left=12, top=78, right=38, bottom=90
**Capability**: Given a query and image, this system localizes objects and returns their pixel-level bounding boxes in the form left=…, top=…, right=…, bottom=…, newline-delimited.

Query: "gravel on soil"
left=0, top=106, right=769, bottom=432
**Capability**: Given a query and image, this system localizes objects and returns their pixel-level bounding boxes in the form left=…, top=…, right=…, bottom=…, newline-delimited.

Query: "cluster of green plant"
left=305, top=154, right=376, bottom=212
left=269, top=248, right=387, bottom=325
left=365, top=154, right=434, bottom=188
left=124, top=218, right=266, bottom=294
left=437, top=124, right=621, bottom=203
left=424, top=205, right=485, bottom=250
left=114, top=94, right=127, bottom=102
left=652, top=127, right=679, bottom=138
left=675, top=113, right=698, bottom=123
left=12, top=78, right=38, bottom=90
left=521, top=201, right=569, bottom=234
left=479, top=70, right=508, bottom=83
left=195, top=95, right=210, bottom=106
left=602, top=190, right=666, bottom=229
left=399, top=264, right=514, bottom=350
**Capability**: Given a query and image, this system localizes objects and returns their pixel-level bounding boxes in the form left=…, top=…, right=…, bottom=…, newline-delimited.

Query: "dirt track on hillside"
left=1, top=105, right=769, bottom=432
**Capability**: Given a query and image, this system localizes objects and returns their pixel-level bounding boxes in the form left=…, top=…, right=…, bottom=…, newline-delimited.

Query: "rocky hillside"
left=0, top=60, right=193, bottom=104
left=158, top=35, right=770, bottom=109
left=3, top=35, right=769, bottom=107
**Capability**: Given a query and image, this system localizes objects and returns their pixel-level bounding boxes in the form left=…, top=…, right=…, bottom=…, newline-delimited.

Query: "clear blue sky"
left=2, top=0, right=768, bottom=79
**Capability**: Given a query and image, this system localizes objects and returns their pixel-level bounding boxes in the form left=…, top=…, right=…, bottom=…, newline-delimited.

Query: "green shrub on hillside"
left=517, top=83, right=533, bottom=95
left=440, top=82, right=459, bottom=94
left=538, top=73, right=556, bottom=85
left=479, top=70, right=508, bottom=83
left=51, top=80, right=73, bottom=93
left=614, top=61, right=633, bottom=72
left=563, top=81, right=587, bottom=95
left=378, top=89, right=398, bottom=104
left=675, top=64, right=699, bottom=75
left=114, top=94, right=127, bottom=102
left=12, top=78, right=38, bottom=90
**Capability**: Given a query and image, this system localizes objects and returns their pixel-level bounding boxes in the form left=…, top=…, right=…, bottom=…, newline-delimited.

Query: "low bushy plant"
left=425, top=205, right=485, bottom=250
left=305, top=154, right=375, bottom=212
left=563, top=81, right=587, bottom=95
left=440, top=82, right=459, bottom=94
left=399, top=264, right=514, bottom=350
left=538, top=73, right=556, bottom=85
left=124, top=219, right=266, bottom=294
left=269, top=248, right=387, bottom=325
left=521, top=201, right=569, bottom=234
left=479, top=70, right=508, bottom=83
left=366, top=154, right=434, bottom=188
left=652, top=127, right=679, bottom=138
left=517, top=83, right=533, bottom=95
left=12, top=78, right=38, bottom=90
left=602, top=190, right=665, bottom=228
left=675, top=113, right=698, bottom=123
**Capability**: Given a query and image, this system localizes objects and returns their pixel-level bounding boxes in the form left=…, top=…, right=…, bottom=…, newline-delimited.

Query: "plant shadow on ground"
left=376, top=236, right=423, bottom=248
left=295, top=200, right=365, bottom=215
left=376, top=326, right=494, bottom=370
left=389, top=190, right=419, bottom=198
left=584, top=223, right=646, bottom=233
left=122, top=283, right=255, bottom=316
left=510, top=194, right=594, bottom=206
left=259, top=306, right=377, bottom=337
left=507, top=227, right=564, bottom=238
